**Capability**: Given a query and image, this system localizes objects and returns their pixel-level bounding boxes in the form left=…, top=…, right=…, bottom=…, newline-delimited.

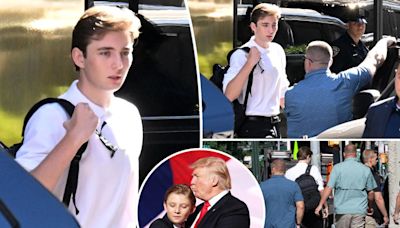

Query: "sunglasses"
left=95, top=122, right=118, bottom=158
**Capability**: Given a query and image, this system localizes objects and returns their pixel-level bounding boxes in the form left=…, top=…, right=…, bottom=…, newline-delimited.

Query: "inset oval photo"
left=138, top=148, right=265, bottom=228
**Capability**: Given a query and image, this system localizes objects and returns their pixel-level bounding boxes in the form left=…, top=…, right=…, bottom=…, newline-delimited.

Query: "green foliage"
left=284, top=44, right=307, bottom=54
left=198, top=42, right=232, bottom=78
left=0, top=110, right=22, bottom=146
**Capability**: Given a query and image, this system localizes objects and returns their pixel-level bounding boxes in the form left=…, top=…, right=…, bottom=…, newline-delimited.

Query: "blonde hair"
left=190, top=157, right=232, bottom=190
left=72, top=6, right=141, bottom=56
left=251, top=3, right=281, bottom=23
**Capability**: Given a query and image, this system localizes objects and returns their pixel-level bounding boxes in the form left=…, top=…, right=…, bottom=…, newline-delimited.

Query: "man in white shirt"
left=285, top=146, right=327, bottom=228
left=15, top=6, right=142, bottom=228
left=223, top=3, right=289, bottom=138
left=186, top=157, right=250, bottom=228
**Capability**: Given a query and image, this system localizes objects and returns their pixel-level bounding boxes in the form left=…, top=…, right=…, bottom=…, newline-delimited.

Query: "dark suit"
left=186, top=192, right=250, bottom=228
left=149, top=215, right=174, bottom=228
left=363, top=96, right=395, bottom=138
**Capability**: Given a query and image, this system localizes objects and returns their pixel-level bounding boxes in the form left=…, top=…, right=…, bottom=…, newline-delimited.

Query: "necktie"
left=194, top=201, right=210, bottom=228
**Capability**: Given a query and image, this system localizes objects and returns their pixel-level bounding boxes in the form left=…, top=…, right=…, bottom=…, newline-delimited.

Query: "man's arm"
left=319, top=190, right=329, bottom=218
left=31, top=103, right=98, bottom=192
left=315, top=186, right=332, bottom=215
left=359, top=36, right=397, bottom=77
left=374, top=191, right=389, bottom=225
left=295, top=200, right=305, bottom=227
left=224, top=47, right=260, bottom=101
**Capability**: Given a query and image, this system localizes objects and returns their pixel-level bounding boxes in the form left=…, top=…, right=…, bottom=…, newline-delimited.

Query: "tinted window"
left=288, top=21, right=323, bottom=45
left=116, top=18, right=198, bottom=116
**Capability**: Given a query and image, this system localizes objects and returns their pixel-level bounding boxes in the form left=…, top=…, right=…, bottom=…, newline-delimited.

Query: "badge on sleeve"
left=332, top=46, right=340, bottom=57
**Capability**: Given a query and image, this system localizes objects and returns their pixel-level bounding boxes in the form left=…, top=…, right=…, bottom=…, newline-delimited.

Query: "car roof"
left=139, top=4, right=190, bottom=26
left=238, top=4, right=345, bottom=27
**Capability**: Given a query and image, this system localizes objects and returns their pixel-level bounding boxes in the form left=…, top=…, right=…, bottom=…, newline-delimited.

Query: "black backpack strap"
left=21, top=98, right=75, bottom=136
left=306, top=164, right=312, bottom=175
left=238, top=47, right=255, bottom=113
left=226, top=47, right=256, bottom=112
left=63, top=142, right=87, bottom=214
left=21, top=98, right=87, bottom=214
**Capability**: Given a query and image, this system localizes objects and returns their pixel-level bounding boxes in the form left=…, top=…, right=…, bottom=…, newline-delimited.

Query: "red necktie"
left=194, top=201, right=210, bottom=228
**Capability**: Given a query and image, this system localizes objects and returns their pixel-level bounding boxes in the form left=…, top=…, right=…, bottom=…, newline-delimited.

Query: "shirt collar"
left=391, top=96, right=400, bottom=112
left=271, top=175, right=285, bottom=179
left=62, top=80, right=113, bottom=120
left=208, top=190, right=229, bottom=208
left=345, top=157, right=358, bottom=162
left=248, top=36, right=269, bottom=54
left=304, top=68, right=330, bottom=79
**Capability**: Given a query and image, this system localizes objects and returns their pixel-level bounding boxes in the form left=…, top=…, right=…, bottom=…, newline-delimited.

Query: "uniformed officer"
left=331, top=14, right=368, bottom=73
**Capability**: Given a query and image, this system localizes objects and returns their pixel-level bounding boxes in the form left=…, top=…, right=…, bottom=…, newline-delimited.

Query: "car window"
left=288, top=21, right=323, bottom=46
left=139, top=0, right=184, bottom=7
left=115, top=3, right=199, bottom=117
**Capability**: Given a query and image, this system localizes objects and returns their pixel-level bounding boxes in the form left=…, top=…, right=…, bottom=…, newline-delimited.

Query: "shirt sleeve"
left=277, top=45, right=289, bottom=99
left=327, top=166, right=337, bottom=188
left=339, top=66, right=371, bottom=94
left=372, top=172, right=381, bottom=192
left=311, top=166, right=325, bottom=191
left=366, top=170, right=378, bottom=191
left=222, top=49, right=248, bottom=93
left=15, top=104, right=69, bottom=172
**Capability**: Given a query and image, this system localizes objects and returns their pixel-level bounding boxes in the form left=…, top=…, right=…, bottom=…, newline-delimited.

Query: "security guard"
left=331, top=14, right=368, bottom=73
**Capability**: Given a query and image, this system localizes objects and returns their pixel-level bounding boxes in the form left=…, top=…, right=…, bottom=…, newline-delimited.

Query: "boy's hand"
left=63, top=103, right=98, bottom=145
left=247, top=46, right=261, bottom=67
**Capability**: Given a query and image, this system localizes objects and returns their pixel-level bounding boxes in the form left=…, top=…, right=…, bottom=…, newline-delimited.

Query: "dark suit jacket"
left=363, top=96, right=395, bottom=138
left=149, top=215, right=174, bottom=228
left=186, top=192, right=250, bottom=228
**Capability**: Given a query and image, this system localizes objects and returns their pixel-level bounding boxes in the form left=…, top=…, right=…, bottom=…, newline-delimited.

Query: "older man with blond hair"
left=186, top=157, right=250, bottom=228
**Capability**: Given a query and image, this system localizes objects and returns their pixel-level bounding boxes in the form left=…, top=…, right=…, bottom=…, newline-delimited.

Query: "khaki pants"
left=364, top=215, right=377, bottom=228
left=335, top=214, right=366, bottom=228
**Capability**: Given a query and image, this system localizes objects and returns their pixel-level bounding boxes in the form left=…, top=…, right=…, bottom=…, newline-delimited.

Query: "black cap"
left=346, top=14, right=367, bottom=24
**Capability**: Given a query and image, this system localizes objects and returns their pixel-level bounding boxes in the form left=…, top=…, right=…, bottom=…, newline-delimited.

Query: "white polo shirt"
left=16, top=80, right=143, bottom=228
left=223, top=36, right=289, bottom=116
left=285, top=162, right=324, bottom=191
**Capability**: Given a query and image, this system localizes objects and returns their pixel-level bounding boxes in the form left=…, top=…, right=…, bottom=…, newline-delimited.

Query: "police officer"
left=331, top=14, right=368, bottom=73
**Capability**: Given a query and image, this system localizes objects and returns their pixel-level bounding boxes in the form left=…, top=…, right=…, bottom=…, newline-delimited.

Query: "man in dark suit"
left=186, top=157, right=250, bottom=228
left=363, top=63, right=400, bottom=138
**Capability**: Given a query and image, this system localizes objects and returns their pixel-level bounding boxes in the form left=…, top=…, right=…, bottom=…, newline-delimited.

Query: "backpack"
left=209, top=47, right=256, bottom=133
left=2, top=98, right=87, bottom=214
left=295, top=165, right=321, bottom=211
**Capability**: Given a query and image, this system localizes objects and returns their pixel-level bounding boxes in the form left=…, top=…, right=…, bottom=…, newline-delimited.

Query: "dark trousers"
left=236, top=116, right=280, bottom=138
left=302, top=211, right=323, bottom=228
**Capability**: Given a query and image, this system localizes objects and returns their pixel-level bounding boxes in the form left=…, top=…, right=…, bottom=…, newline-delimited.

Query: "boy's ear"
left=71, top=47, right=85, bottom=69
left=250, top=22, right=257, bottom=33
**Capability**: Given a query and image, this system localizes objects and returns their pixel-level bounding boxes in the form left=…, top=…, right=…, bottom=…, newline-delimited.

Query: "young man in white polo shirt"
left=15, top=6, right=142, bottom=227
left=223, top=3, right=289, bottom=138
left=285, top=146, right=327, bottom=228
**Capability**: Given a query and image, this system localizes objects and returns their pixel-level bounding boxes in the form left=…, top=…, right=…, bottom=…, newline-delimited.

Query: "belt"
left=246, top=115, right=281, bottom=124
